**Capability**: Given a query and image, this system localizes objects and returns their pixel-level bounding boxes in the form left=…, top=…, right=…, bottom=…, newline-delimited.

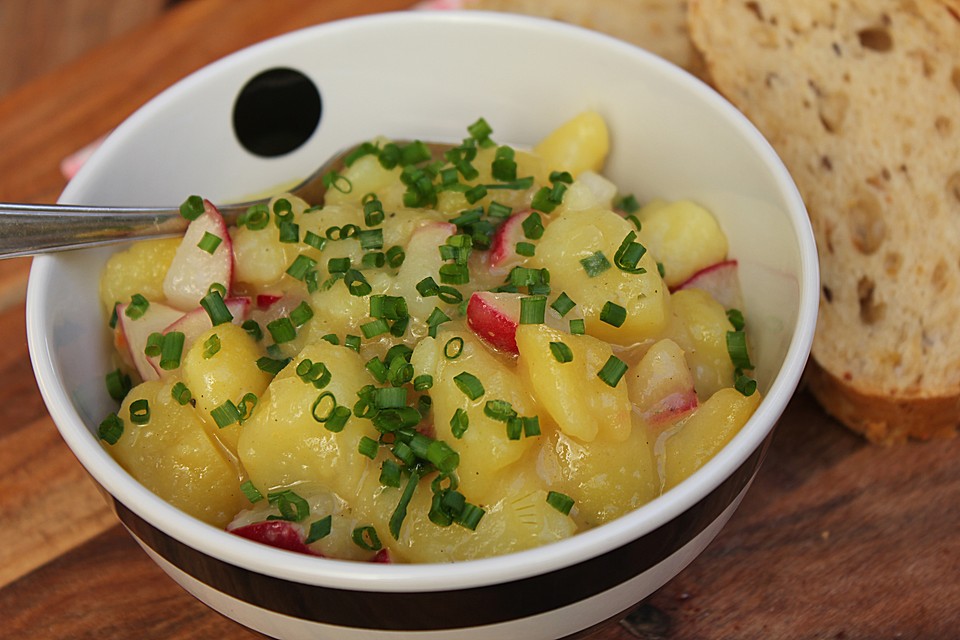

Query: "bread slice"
left=688, top=0, right=960, bottom=443
left=462, top=0, right=707, bottom=78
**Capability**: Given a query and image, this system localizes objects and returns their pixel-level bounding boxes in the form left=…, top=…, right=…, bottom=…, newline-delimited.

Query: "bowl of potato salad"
left=26, top=10, right=817, bottom=640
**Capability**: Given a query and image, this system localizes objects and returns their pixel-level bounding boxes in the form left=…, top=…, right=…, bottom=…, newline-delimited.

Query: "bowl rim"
left=27, top=9, right=819, bottom=592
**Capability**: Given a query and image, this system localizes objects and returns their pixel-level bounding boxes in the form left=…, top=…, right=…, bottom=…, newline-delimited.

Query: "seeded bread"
left=462, top=0, right=707, bottom=78
left=688, top=0, right=960, bottom=443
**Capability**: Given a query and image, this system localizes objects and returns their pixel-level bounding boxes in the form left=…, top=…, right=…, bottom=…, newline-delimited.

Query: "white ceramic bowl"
left=27, top=11, right=818, bottom=640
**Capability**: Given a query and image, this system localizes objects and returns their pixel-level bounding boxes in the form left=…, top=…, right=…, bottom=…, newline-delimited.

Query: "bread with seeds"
left=688, top=0, right=960, bottom=443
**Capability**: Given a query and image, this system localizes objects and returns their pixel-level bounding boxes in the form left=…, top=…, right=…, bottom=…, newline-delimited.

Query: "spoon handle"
left=0, top=203, right=223, bottom=259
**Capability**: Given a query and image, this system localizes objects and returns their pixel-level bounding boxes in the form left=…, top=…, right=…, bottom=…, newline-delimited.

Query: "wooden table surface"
left=1, top=1, right=958, bottom=638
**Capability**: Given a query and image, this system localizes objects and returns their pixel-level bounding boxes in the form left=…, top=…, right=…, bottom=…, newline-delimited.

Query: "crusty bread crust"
left=688, top=0, right=960, bottom=443
left=463, top=0, right=707, bottom=78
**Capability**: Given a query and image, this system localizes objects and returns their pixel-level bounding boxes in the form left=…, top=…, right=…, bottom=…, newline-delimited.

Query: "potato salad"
left=97, top=112, right=760, bottom=563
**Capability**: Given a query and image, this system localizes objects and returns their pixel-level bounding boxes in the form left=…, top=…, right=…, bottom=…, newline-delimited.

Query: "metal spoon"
left=0, top=140, right=442, bottom=259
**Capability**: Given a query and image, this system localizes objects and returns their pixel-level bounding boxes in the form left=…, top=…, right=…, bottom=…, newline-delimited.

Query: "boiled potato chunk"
left=322, top=149, right=405, bottom=209
left=534, top=110, right=609, bottom=176
left=106, top=379, right=245, bottom=527
left=532, top=209, right=669, bottom=345
left=538, top=422, right=659, bottom=527
left=238, top=341, right=379, bottom=498
left=412, top=330, right=541, bottom=503
left=661, top=288, right=736, bottom=399
left=635, top=199, right=728, bottom=288
left=353, top=465, right=576, bottom=563
left=662, top=387, right=762, bottom=490
left=516, top=323, right=631, bottom=443
left=99, top=238, right=180, bottom=316
left=181, top=323, right=273, bottom=454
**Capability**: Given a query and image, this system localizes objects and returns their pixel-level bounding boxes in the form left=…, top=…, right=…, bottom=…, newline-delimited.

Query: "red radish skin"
left=115, top=301, right=185, bottom=381
left=488, top=212, right=529, bottom=276
left=466, top=291, right=521, bottom=354
left=672, top=260, right=743, bottom=309
left=640, top=390, right=699, bottom=427
left=256, top=293, right=283, bottom=310
left=230, top=521, right=320, bottom=556
left=163, top=297, right=251, bottom=352
left=162, top=199, right=234, bottom=310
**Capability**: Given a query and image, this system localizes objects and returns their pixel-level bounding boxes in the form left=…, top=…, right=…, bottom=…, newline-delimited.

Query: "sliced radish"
left=162, top=199, right=234, bottom=311
left=115, top=301, right=185, bottom=381
left=372, top=549, right=392, bottom=563
left=230, top=521, right=320, bottom=556
left=629, top=338, right=699, bottom=429
left=488, top=211, right=529, bottom=276
left=163, top=296, right=251, bottom=352
left=256, top=293, right=284, bottom=310
left=673, top=259, right=743, bottom=310
left=466, top=291, right=521, bottom=353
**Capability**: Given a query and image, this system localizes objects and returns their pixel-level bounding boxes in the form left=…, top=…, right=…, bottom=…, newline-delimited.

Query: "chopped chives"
left=242, top=319, right=263, bottom=341
left=386, top=246, right=405, bottom=268
left=417, top=277, right=440, bottom=297
left=515, top=241, right=536, bottom=257
left=202, top=333, right=221, bottom=359
left=413, top=374, right=433, bottom=391
left=129, top=398, right=150, bottom=425
left=456, top=503, right=485, bottom=531
left=362, top=251, right=385, bottom=268
left=597, top=355, right=629, bottom=387
left=569, top=318, right=586, bottom=335
left=171, top=381, right=192, bottom=405
left=450, top=407, right=469, bottom=438
left=373, top=387, right=407, bottom=409
left=159, top=331, right=185, bottom=370
left=256, top=356, right=290, bottom=375
left=105, top=369, right=131, bottom=402
left=506, top=416, right=523, bottom=440
left=358, top=228, right=384, bottom=250
left=522, top=415, right=541, bottom=437
left=303, top=515, right=333, bottom=544
left=286, top=255, right=317, bottom=281
left=726, top=308, right=746, bottom=332
left=358, top=436, right=380, bottom=460
left=144, top=332, right=163, bottom=358
left=344, top=334, right=362, bottom=352
left=550, top=292, right=576, bottom=317
left=98, top=413, right=123, bottom=445
left=380, top=459, right=402, bottom=487
left=268, top=490, right=310, bottom=522
left=580, top=251, right=611, bottom=277
left=444, top=337, right=464, bottom=359
left=351, top=525, right=382, bottom=551
left=726, top=331, right=754, bottom=371
left=522, top=212, right=544, bottom=239
left=243, top=204, right=270, bottom=230
left=360, top=318, right=390, bottom=339
left=389, top=470, right=420, bottom=539
left=519, top=296, right=547, bottom=324
left=426, top=440, right=459, bottom=474
left=200, top=290, right=233, bottom=326
left=365, top=357, right=388, bottom=383
left=327, top=257, right=351, bottom=274
left=617, top=194, right=641, bottom=213
left=267, top=317, right=297, bottom=343
left=179, top=195, right=205, bottom=221
left=487, top=201, right=512, bottom=219
left=211, top=400, right=242, bottom=428
left=344, top=269, right=373, bottom=297
left=465, top=184, right=488, bottom=204
left=290, top=301, right=314, bottom=327
left=546, top=491, right=575, bottom=515
left=125, top=293, right=150, bottom=320
left=549, top=341, right=574, bottom=363
left=303, top=230, right=326, bottom=251
left=305, top=515, right=333, bottom=544
left=238, top=393, right=258, bottom=422
left=453, top=371, right=484, bottom=400
left=240, top=480, right=263, bottom=503
left=735, top=374, right=758, bottom=397
left=439, top=263, right=469, bottom=285
left=197, top=231, right=222, bottom=254
left=436, top=286, right=463, bottom=304
left=363, top=196, right=385, bottom=226
left=484, top=399, right=516, bottom=422
left=600, top=301, right=627, bottom=327
left=613, top=231, right=647, bottom=274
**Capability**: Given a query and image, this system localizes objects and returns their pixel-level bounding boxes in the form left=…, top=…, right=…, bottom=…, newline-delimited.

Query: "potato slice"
left=531, top=208, right=670, bottom=345
left=534, top=110, right=610, bottom=176
left=515, top=323, right=631, bottom=442
left=662, top=386, right=762, bottom=490
left=635, top=199, right=728, bottom=288
left=106, top=379, right=245, bottom=527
